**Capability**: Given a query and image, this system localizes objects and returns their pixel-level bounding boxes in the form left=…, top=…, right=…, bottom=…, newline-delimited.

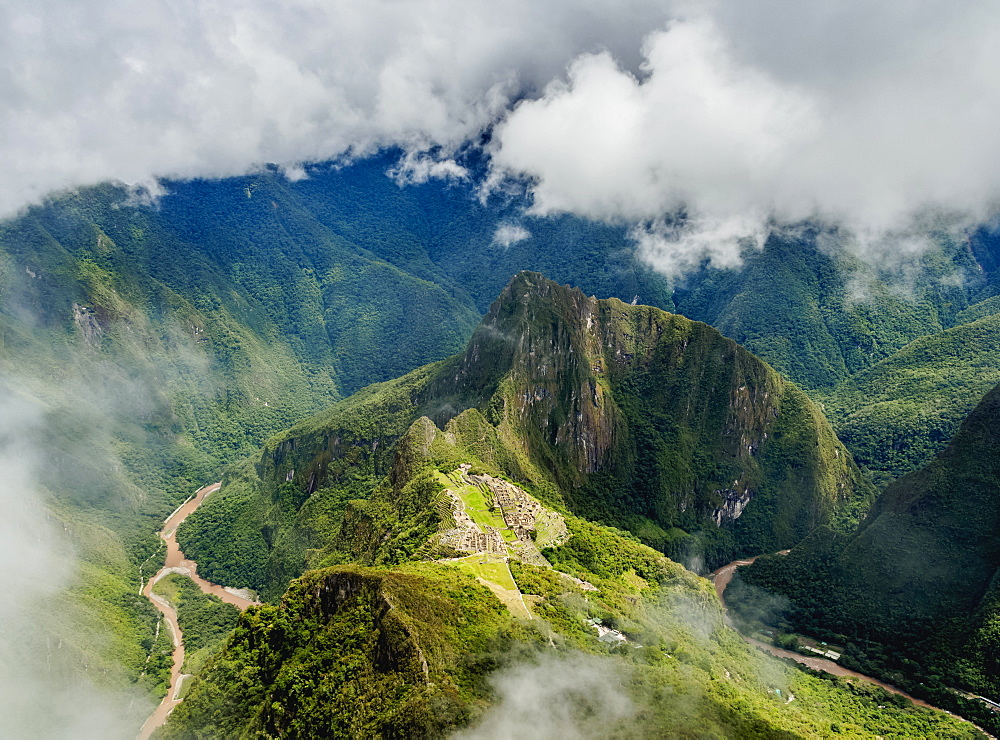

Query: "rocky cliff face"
left=743, top=381, right=1000, bottom=698
left=431, top=273, right=623, bottom=477
left=431, top=272, right=786, bottom=485
left=428, top=272, right=869, bottom=562
left=194, top=272, right=873, bottom=581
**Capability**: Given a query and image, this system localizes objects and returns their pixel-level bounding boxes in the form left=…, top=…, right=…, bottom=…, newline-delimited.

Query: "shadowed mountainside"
left=743, top=382, right=1000, bottom=708
left=180, top=272, right=874, bottom=597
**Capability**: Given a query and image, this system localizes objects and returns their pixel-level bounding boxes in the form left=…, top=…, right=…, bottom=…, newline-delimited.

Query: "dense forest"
left=3, top=155, right=1000, bottom=736
left=163, top=373, right=982, bottom=738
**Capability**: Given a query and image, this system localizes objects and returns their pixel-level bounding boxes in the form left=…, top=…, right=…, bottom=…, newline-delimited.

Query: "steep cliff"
left=424, top=272, right=872, bottom=559
left=744, top=382, right=1000, bottom=701
left=181, top=272, right=873, bottom=593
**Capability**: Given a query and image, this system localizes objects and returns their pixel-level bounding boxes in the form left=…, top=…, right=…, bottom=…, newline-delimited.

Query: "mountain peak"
left=423, top=273, right=873, bottom=562
left=485, top=271, right=593, bottom=327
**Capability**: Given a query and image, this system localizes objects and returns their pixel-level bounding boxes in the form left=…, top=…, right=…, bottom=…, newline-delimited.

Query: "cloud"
left=388, top=151, right=469, bottom=186
left=490, top=4, right=1000, bottom=271
left=492, top=222, right=532, bottom=247
left=454, top=652, right=635, bottom=740
left=5, top=1, right=1000, bottom=270
left=0, top=0, right=674, bottom=217
left=0, top=387, right=69, bottom=621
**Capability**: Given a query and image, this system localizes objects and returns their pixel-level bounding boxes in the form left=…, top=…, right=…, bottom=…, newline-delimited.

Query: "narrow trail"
left=710, top=555, right=998, bottom=738
left=137, top=483, right=260, bottom=740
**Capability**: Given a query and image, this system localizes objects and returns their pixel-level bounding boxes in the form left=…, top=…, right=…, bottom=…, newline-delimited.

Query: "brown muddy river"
left=137, top=483, right=259, bottom=739
left=709, top=555, right=999, bottom=734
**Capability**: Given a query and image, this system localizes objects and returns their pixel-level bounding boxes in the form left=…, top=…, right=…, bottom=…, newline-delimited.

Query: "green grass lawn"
left=451, top=554, right=518, bottom=591
left=437, top=470, right=515, bottom=540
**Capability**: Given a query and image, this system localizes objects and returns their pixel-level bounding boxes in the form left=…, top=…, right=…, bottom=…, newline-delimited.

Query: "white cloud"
left=4, top=1, right=1000, bottom=271
left=493, top=19, right=817, bottom=223
left=490, top=4, right=1000, bottom=270
left=0, top=0, right=673, bottom=217
left=0, top=383, right=145, bottom=739
left=492, top=222, right=531, bottom=247
left=388, top=151, right=469, bottom=186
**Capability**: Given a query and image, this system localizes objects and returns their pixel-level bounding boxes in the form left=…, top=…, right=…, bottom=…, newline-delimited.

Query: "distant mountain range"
left=4, top=157, right=1000, bottom=735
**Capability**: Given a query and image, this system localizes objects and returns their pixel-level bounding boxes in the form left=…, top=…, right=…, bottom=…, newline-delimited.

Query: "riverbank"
left=712, top=558, right=935, bottom=706
left=137, top=483, right=260, bottom=740
left=710, top=556, right=995, bottom=738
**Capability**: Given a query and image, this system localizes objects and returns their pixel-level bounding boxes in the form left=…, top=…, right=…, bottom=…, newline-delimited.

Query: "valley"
left=2, top=160, right=999, bottom=738
left=11, top=4, right=1000, bottom=735
left=712, top=556, right=936, bottom=709
left=138, top=483, right=259, bottom=739
left=714, top=556, right=1000, bottom=738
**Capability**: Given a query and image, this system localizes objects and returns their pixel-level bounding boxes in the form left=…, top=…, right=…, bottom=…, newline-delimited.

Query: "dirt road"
left=137, top=483, right=260, bottom=739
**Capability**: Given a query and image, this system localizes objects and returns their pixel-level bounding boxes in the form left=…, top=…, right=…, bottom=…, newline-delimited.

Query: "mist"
left=0, top=254, right=244, bottom=736
left=5, top=2, right=1000, bottom=275
left=454, top=652, right=636, bottom=740
left=0, top=382, right=148, bottom=739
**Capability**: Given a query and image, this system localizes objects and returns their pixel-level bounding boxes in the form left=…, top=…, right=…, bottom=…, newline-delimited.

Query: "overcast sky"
left=4, top=0, right=999, bottom=270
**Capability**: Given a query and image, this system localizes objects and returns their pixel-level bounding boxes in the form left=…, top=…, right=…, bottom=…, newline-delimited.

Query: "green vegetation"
left=162, top=518, right=983, bottom=738
left=823, top=312, right=1000, bottom=483
left=182, top=273, right=876, bottom=596
left=151, top=574, right=241, bottom=674
left=158, top=564, right=528, bottom=739
left=673, top=220, right=986, bottom=392
left=451, top=554, right=519, bottom=592
left=166, top=277, right=988, bottom=733
left=8, top=151, right=1000, bottom=736
left=740, top=383, right=1000, bottom=733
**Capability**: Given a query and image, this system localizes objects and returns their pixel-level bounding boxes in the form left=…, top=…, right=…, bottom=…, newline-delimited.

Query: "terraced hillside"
left=180, top=272, right=874, bottom=598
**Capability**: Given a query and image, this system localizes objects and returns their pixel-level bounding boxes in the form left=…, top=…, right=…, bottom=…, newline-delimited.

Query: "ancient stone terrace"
left=436, top=487, right=508, bottom=555
left=467, top=473, right=545, bottom=541
left=437, top=490, right=490, bottom=553
left=435, top=467, right=567, bottom=559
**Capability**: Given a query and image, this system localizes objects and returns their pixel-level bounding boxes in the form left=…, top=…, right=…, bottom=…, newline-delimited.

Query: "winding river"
left=710, top=555, right=998, bottom=737
left=137, top=483, right=260, bottom=740
left=133, top=490, right=987, bottom=736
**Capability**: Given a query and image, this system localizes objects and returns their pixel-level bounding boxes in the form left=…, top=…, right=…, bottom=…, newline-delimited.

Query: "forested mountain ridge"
left=0, top=160, right=687, bottom=733
left=3, top=155, right=1000, bottom=734
left=179, top=272, right=874, bottom=599
left=742, top=382, right=1000, bottom=707
left=824, top=310, right=1000, bottom=482
left=163, top=342, right=978, bottom=739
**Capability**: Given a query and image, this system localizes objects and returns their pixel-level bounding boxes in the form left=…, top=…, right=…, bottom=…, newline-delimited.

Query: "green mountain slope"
left=673, top=222, right=984, bottom=392
left=0, top=172, right=481, bottom=730
left=825, top=312, right=1000, bottom=482
left=180, top=272, right=874, bottom=599
left=162, top=391, right=978, bottom=739
left=4, top=154, right=999, bottom=735
left=743, top=383, right=1000, bottom=718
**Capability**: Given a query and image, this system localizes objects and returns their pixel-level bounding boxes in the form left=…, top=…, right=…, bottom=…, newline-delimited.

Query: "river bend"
left=137, top=483, right=259, bottom=739
left=709, top=555, right=998, bottom=738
